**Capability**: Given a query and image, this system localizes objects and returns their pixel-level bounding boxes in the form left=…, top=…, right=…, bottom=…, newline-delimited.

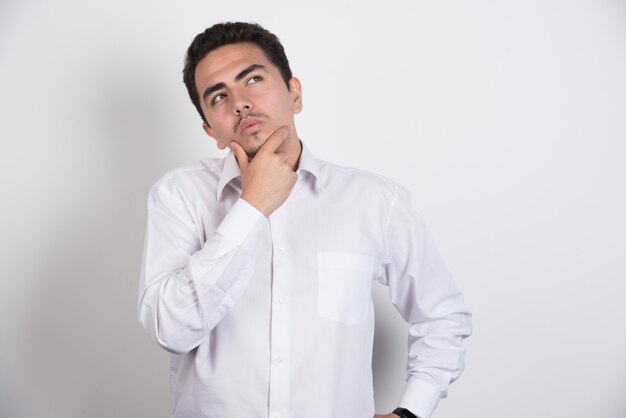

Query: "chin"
left=247, top=132, right=266, bottom=148
left=244, top=139, right=264, bottom=159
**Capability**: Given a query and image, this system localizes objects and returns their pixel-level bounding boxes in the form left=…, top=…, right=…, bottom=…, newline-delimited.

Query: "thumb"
left=229, top=142, right=249, bottom=171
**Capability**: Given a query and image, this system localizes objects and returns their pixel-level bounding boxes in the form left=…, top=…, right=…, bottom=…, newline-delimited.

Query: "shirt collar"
left=296, top=140, right=324, bottom=192
left=216, top=140, right=324, bottom=201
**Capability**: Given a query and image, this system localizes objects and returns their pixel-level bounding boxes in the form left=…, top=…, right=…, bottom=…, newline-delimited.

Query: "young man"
left=138, top=22, right=472, bottom=418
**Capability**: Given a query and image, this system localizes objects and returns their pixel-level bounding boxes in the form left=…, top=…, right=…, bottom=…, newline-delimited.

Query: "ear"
left=289, top=77, right=303, bottom=114
left=202, top=122, right=228, bottom=150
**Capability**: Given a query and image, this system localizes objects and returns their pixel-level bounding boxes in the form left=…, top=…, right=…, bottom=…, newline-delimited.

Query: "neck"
left=281, top=132, right=302, bottom=171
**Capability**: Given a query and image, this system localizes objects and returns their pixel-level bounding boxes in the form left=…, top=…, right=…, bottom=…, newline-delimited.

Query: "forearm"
left=399, top=310, right=472, bottom=418
left=138, top=242, right=255, bottom=353
left=138, top=197, right=266, bottom=354
left=383, top=184, right=472, bottom=418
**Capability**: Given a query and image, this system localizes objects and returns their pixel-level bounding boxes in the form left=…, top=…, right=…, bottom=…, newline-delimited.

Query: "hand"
left=230, top=125, right=297, bottom=217
left=373, top=414, right=401, bottom=418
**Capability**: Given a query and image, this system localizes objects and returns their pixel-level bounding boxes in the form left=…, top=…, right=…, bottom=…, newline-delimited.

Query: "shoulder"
left=316, top=158, right=408, bottom=200
left=149, top=157, right=224, bottom=202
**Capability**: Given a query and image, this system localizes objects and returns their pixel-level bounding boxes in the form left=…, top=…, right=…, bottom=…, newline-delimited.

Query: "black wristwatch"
left=392, top=407, right=418, bottom=418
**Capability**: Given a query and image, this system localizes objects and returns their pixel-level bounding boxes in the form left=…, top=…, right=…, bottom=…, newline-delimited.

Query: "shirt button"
left=278, top=247, right=287, bottom=254
left=274, top=355, right=285, bottom=364
left=278, top=297, right=288, bottom=304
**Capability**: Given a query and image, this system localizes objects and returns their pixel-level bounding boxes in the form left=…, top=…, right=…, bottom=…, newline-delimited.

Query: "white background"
left=1, top=1, right=625, bottom=417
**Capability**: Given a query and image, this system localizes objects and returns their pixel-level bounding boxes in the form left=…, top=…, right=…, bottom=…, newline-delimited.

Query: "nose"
left=231, top=88, right=253, bottom=115
left=235, top=104, right=250, bottom=115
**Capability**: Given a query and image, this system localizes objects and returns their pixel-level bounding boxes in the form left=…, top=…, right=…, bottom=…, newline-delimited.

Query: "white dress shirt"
left=138, top=142, right=472, bottom=418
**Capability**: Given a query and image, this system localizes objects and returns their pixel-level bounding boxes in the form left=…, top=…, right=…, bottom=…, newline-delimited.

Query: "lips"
left=239, top=117, right=262, bottom=134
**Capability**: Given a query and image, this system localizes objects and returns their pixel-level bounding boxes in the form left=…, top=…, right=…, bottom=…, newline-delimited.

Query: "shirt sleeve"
left=380, top=185, right=472, bottom=418
left=137, top=182, right=267, bottom=354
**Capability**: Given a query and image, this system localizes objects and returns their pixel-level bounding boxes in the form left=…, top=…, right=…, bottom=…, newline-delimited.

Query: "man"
left=138, top=22, right=472, bottom=418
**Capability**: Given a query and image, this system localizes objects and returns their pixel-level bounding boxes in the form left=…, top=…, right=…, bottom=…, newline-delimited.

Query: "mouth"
left=239, top=117, right=263, bottom=135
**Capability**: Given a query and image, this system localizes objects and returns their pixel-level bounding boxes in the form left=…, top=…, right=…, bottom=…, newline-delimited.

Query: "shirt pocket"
left=316, top=252, right=375, bottom=325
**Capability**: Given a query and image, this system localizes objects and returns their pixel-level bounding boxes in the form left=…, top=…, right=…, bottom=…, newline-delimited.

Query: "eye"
left=247, top=75, right=262, bottom=85
left=212, top=93, right=226, bottom=105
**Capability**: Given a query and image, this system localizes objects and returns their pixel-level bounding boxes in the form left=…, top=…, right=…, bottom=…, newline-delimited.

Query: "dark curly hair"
left=183, top=22, right=293, bottom=125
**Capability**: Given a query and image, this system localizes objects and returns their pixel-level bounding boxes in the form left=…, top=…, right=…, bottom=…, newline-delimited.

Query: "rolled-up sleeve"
left=138, top=182, right=266, bottom=354
left=381, top=185, right=472, bottom=418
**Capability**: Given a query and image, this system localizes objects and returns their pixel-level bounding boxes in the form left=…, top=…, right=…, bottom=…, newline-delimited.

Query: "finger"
left=258, top=125, right=291, bottom=155
left=275, top=151, right=289, bottom=163
left=229, top=142, right=249, bottom=171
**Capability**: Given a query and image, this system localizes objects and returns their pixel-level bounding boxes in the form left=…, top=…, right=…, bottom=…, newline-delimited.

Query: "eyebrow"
left=202, top=64, right=268, bottom=104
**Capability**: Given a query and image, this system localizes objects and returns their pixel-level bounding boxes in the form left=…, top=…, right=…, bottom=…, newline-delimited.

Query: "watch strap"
left=393, top=407, right=418, bottom=418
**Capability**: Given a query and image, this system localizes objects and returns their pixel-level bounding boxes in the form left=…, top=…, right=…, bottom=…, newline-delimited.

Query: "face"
left=196, top=42, right=302, bottom=158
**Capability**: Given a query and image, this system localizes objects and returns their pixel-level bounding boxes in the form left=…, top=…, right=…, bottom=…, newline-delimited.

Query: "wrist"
left=240, top=194, right=272, bottom=218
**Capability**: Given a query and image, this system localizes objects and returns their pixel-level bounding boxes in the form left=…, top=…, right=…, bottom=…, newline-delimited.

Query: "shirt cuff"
left=398, top=374, right=442, bottom=418
left=215, top=198, right=267, bottom=254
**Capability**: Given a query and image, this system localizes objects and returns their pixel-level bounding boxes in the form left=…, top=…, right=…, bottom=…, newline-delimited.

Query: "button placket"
left=268, top=216, right=291, bottom=418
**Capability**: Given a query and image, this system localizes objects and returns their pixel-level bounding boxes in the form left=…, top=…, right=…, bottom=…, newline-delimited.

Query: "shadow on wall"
left=16, top=58, right=181, bottom=418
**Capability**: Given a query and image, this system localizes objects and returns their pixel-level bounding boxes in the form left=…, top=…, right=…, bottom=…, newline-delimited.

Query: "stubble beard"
left=244, top=133, right=263, bottom=161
